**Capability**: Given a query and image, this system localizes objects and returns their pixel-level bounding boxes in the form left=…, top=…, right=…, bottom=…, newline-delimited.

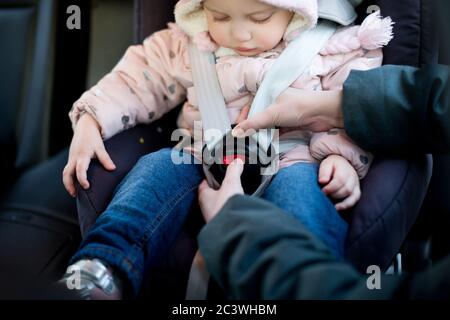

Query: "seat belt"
left=188, top=20, right=337, bottom=195
left=187, top=47, right=231, bottom=150
left=247, top=20, right=338, bottom=154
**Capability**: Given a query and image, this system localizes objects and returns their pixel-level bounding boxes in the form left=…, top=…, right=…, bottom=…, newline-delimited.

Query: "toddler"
left=62, top=0, right=393, bottom=299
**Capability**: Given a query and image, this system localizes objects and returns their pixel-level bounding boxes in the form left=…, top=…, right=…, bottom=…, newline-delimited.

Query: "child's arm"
left=69, top=28, right=190, bottom=140
left=310, top=129, right=373, bottom=179
left=319, top=154, right=361, bottom=211
left=64, top=28, right=190, bottom=196
left=63, top=113, right=114, bottom=197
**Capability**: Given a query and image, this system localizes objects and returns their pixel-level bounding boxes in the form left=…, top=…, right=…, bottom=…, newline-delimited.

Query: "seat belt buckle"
left=202, top=130, right=277, bottom=195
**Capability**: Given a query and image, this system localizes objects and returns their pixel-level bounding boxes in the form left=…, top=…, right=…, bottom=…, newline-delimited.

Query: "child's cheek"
left=209, top=27, right=227, bottom=47
left=259, top=35, right=277, bottom=51
left=257, top=26, right=281, bottom=50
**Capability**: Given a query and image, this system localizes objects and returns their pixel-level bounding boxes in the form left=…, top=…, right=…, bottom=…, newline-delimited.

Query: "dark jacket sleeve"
left=199, top=195, right=450, bottom=299
left=198, top=195, right=405, bottom=300
left=342, top=64, right=450, bottom=154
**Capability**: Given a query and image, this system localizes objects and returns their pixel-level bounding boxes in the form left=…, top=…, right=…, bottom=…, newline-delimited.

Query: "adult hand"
left=232, top=88, right=344, bottom=137
left=198, top=159, right=245, bottom=223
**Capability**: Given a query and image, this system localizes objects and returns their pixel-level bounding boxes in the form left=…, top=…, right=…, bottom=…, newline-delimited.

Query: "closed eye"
left=213, top=15, right=230, bottom=22
left=251, top=14, right=273, bottom=24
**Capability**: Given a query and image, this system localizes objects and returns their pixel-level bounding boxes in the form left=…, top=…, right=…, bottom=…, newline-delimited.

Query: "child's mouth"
left=235, top=47, right=256, bottom=53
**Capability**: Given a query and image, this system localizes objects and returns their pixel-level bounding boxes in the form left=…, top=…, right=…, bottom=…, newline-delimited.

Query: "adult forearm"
left=199, top=195, right=450, bottom=299
left=342, top=65, right=450, bottom=153
left=198, top=195, right=398, bottom=299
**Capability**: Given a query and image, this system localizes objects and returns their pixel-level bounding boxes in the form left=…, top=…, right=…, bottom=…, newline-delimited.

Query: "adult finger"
left=222, top=159, right=245, bottom=186
left=235, top=105, right=250, bottom=124
left=232, top=109, right=278, bottom=138
left=198, top=179, right=213, bottom=195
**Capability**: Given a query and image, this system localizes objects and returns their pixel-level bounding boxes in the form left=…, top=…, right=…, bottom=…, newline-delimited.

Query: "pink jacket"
left=70, top=18, right=390, bottom=178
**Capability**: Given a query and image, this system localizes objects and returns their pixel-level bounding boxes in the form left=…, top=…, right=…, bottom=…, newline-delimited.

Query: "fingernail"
left=232, top=127, right=245, bottom=138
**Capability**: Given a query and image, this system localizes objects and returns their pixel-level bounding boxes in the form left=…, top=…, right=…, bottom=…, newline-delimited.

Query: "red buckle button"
left=223, top=154, right=246, bottom=165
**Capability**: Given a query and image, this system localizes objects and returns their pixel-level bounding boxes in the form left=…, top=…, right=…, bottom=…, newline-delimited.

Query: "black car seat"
left=75, top=0, right=435, bottom=299
left=0, top=0, right=54, bottom=191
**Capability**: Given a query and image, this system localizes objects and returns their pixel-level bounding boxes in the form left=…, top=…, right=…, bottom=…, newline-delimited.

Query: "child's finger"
left=235, top=105, right=250, bottom=124
left=318, top=161, right=333, bottom=185
left=322, top=174, right=346, bottom=195
left=96, top=148, right=116, bottom=171
left=329, top=176, right=357, bottom=199
left=335, top=188, right=361, bottom=211
left=62, top=162, right=77, bottom=197
left=330, top=188, right=351, bottom=200
left=76, top=158, right=91, bottom=190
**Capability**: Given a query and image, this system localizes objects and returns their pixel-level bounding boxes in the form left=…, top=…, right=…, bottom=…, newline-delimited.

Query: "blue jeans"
left=71, top=148, right=347, bottom=296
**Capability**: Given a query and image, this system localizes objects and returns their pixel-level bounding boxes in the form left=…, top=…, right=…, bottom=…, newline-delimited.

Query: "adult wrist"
left=320, top=90, right=344, bottom=129
left=302, top=90, right=344, bottom=131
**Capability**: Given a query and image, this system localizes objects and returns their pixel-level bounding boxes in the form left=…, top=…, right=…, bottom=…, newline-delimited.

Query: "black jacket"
left=199, top=195, right=450, bottom=299
left=343, top=64, right=450, bottom=154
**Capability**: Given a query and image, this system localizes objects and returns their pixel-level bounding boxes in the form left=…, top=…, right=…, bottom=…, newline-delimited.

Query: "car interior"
left=1, top=0, right=449, bottom=300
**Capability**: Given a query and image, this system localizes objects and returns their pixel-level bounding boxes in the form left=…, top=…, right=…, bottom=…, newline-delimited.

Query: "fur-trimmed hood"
left=174, top=0, right=319, bottom=44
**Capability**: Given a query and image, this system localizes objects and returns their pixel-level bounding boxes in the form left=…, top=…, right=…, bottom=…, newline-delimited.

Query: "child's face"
left=204, top=0, right=294, bottom=56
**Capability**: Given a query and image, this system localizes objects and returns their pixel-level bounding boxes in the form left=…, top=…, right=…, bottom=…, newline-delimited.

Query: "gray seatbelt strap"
left=249, top=20, right=338, bottom=153
left=188, top=20, right=337, bottom=156
left=188, top=45, right=231, bottom=150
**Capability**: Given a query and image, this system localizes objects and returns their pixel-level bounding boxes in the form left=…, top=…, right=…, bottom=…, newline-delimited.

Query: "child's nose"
left=231, top=25, right=252, bottom=43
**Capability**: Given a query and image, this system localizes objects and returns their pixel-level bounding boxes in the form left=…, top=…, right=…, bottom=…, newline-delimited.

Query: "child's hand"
left=62, top=114, right=116, bottom=197
left=318, top=155, right=361, bottom=211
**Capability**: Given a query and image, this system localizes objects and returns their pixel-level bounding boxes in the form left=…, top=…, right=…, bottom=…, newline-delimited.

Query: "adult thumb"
left=223, top=158, right=245, bottom=184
